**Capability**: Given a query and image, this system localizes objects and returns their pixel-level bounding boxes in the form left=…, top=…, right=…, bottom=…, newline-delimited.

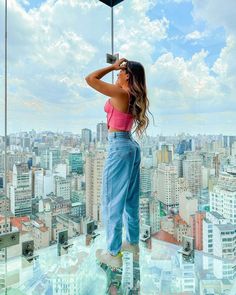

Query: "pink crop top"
left=104, top=98, right=134, bottom=131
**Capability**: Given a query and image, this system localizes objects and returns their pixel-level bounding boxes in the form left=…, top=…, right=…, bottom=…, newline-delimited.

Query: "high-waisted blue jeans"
left=101, top=131, right=141, bottom=256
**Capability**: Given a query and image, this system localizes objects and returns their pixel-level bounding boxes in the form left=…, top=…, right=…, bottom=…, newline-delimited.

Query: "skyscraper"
left=210, top=169, right=236, bottom=224
left=69, top=152, right=83, bottom=174
left=175, top=139, right=192, bottom=155
left=157, top=144, right=172, bottom=164
left=81, top=128, right=92, bottom=146
left=173, top=154, right=184, bottom=178
left=183, top=154, right=202, bottom=198
left=49, top=147, right=61, bottom=170
left=10, top=163, right=32, bottom=216
left=96, top=122, right=108, bottom=144
left=140, top=167, right=152, bottom=197
left=85, top=150, right=105, bottom=221
left=223, top=135, right=236, bottom=156
left=33, top=168, right=44, bottom=198
left=189, top=211, right=206, bottom=251
left=55, top=176, right=71, bottom=200
left=179, top=190, right=198, bottom=225
left=157, top=163, right=179, bottom=212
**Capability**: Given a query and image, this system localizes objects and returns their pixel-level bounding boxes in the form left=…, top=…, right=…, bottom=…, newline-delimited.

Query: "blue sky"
left=0, top=0, right=236, bottom=136
left=148, top=1, right=226, bottom=66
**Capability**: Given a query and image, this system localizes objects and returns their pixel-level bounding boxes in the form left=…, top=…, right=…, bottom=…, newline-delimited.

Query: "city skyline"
left=0, top=0, right=236, bottom=135
left=1, top=105, right=236, bottom=292
left=1, top=128, right=235, bottom=138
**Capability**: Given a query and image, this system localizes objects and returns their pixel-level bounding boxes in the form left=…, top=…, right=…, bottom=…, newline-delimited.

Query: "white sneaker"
left=96, top=249, right=123, bottom=269
left=121, top=241, right=140, bottom=261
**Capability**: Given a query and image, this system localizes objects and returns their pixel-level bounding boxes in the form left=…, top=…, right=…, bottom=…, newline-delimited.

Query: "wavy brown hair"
left=125, top=60, right=155, bottom=139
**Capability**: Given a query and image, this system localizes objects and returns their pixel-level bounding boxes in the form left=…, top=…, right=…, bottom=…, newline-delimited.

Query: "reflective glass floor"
left=0, top=228, right=235, bottom=295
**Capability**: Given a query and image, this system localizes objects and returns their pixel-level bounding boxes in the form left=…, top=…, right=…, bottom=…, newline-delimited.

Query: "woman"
left=85, top=58, right=152, bottom=269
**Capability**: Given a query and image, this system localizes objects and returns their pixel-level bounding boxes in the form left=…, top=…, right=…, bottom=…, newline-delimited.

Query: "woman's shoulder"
left=110, top=88, right=130, bottom=102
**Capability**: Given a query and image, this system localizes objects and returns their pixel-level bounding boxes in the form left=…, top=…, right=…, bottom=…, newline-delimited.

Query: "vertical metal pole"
left=111, top=6, right=114, bottom=84
left=4, top=0, right=8, bottom=287
left=111, top=6, right=114, bottom=55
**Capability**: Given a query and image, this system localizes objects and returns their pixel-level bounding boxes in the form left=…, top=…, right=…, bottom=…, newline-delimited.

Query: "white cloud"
left=212, top=35, right=236, bottom=77
left=132, top=0, right=157, bottom=12
left=192, top=0, right=236, bottom=35
left=185, top=30, right=208, bottom=41
left=149, top=39, right=236, bottom=117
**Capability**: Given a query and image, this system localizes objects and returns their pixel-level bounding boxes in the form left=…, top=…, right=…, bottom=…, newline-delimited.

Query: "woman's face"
left=115, top=69, right=129, bottom=87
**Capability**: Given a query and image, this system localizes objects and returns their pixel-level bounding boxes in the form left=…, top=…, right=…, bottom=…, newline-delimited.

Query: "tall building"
left=203, top=211, right=228, bottom=255
left=10, top=163, right=32, bottom=216
left=179, top=191, right=198, bottom=225
left=40, top=149, right=50, bottom=170
left=175, top=139, right=192, bottom=155
left=55, top=176, right=71, bottom=200
left=173, top=214, right=189, bottom=243
left=69, top=152, right=83, bottom=174
left=0, top=215, right=11, bottom=235
left=202, top=212, right=236, bottom=280
left=189, top=211, right=206, bottom=251
left=173, top=154, right=184, bottom=178
left=21, top=136, right=31, bottom=150
left=157, top=144, right=172, bottom=164
left=213, top=223, right=236, bottom=260
left=183, top=154, right=202, bottom=198
left=43, top=170, right=54, bottom=198
left=0, top=175, right=3, bottom=189
left=201, top=166, right=210, bottom=189
left=54, top=163, right=67, bottom=179
left=0, top=191, right=10, bottom=215
left=81, top=128, right=92, bottom=146
left=213, top=153, right=220, bottom=177
left=223, top=135, right=236, bottom=155
left=140, top=167, right=152, bottom=196
left=157, top=163, right=179, bottom=211
left=49, top=147, right=61, bottom=170
left=210, top=170, right=236, bottom=224
left=149, top=197, right=161, bottom=233
left=152, top=168, right=158, bottom=193
left=96, top=122, right=107, bottom=144
left=139, top=197, right=150, bottom=226
left=33, top=168, right=44, bottom=198
left=232, top=142, right=236, bottom=158
left=12, top=162, right=31, bottom=189
left=85, top=151, right=105, bottom=222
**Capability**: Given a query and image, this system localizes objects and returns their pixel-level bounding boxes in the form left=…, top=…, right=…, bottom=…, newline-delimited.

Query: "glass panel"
left=0, top=0, right=236, bottom=294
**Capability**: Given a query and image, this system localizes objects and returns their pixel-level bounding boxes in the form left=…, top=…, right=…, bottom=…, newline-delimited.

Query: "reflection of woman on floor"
left=85, top=58, right=152, bottom=268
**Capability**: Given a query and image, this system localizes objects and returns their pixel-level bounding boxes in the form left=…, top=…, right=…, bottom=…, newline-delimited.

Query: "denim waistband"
left=108, top=131, right=132, bottom=139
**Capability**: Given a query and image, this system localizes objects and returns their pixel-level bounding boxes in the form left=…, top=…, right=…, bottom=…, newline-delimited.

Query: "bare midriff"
left=108, top=127, right=127, bottom=132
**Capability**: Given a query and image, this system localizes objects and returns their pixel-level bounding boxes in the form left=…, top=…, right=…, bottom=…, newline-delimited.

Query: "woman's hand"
left=112, top=57, right=128, bottom=70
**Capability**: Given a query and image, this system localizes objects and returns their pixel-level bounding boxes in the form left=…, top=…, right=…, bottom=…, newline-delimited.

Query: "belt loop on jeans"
left=114, top=133, right=116, bottom=138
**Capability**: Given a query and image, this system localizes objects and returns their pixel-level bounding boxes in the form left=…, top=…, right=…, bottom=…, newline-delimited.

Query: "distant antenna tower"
left=99, top=0, right=124, bottom=83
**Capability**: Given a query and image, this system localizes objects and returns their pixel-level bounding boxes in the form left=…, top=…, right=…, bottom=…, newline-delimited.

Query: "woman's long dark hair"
left=125, top=60, right=155, bottom=139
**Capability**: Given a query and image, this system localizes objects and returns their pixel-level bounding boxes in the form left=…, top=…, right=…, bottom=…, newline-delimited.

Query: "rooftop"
left=215, top=223, right=236, bottom=231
